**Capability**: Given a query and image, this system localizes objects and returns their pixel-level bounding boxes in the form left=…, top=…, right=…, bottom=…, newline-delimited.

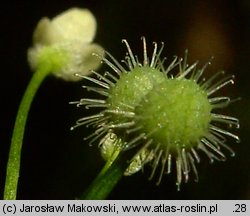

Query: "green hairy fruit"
left=72, top=37, right=239, bottom=189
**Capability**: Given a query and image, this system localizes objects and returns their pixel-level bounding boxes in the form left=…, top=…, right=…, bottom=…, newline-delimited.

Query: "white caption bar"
left=0, top=200, right=249, bottom=216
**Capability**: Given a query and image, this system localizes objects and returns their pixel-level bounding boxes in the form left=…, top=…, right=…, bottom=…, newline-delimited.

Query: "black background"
left=1, top=0, right=250, bottom=199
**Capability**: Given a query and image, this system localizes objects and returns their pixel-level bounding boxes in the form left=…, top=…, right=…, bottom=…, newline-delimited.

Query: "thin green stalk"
left=4, top=65, right=51, bottom=200
left=99, top=148, right=121, bottom=177
left=81, top=151, right=131, bottom=200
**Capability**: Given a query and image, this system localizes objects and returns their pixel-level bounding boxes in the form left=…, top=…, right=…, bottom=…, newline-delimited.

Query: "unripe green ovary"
left=107, top=66, right=165, bottom=110
left=135, top=78, right=212, bottom=150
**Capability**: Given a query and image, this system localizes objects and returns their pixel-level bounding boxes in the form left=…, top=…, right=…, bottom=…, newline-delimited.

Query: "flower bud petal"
left=33, top=8, right=96, bottom=45
left=53, top=42, right=104, bottom=81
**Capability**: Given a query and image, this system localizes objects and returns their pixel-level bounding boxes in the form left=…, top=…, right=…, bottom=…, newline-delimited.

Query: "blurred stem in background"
left=4, top=66, right=51, bottom=199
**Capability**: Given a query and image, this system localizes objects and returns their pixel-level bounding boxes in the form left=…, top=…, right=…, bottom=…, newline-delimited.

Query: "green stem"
left=99, top=148, right=121, bottom=176
left=4, top=65, right=51, bottom=200
left=81, top=151, right=131, bottom=200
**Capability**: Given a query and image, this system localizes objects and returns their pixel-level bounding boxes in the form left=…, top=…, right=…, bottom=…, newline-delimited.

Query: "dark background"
left=1, top=0, right=250, bottom=199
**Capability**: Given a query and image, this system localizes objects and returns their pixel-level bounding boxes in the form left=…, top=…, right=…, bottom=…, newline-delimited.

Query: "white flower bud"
left=28, top=8, right=104, bottom=81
